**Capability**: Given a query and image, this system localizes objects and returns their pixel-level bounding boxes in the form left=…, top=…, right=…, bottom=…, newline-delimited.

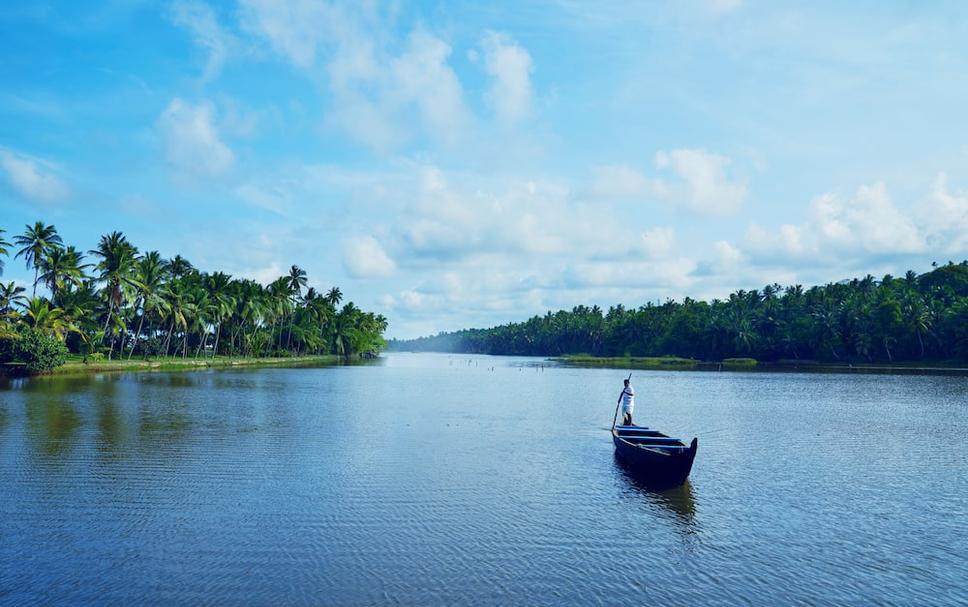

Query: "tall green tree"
left=0, top=228, right=10, bottom=276
left=14, top=221, right=63, bottom=296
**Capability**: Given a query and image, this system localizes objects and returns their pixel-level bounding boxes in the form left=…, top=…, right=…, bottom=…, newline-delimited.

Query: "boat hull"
left=612, top=431, right=698, bottom=488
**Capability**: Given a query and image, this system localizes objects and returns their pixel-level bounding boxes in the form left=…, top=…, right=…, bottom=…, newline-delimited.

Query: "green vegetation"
left=391, top=262, right=968, bottom=364
left=556, top=355, right=698, bottom=369
left=722, top=358, right=758, bottom=368
left=0, top=222, right=387, bottom=375
left=0, top=326, right=69, bottom=373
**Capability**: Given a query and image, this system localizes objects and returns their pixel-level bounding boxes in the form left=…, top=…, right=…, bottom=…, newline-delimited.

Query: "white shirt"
left=621, top=385, right=635, bottom=414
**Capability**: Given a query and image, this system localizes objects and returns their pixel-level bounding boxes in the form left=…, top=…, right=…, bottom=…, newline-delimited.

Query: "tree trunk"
left=195, top=329, right=206, bottom=358
left=917, top=329, right=925, bottom=358
left=212, top=322, right=221, bottom=358
left=163, top=317, right=175, bottom=357
left=287, top=312, right=294, bottom=352
left=884, top=338, right=893, bottom=362
left=128, top=306, right=147, bottom=360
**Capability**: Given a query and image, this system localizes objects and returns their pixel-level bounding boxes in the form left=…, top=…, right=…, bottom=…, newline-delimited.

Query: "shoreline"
left=2, top=355, right=355, bottom=378
left=552, top=355, right=968, bottom=377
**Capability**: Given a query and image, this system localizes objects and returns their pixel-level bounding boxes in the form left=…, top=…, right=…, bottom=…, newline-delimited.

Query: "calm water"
left=1, top=353, right=966, bottom=605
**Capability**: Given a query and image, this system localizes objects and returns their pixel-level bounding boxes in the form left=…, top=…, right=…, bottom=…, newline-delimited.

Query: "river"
left=1, top=353, right=966, bottom=605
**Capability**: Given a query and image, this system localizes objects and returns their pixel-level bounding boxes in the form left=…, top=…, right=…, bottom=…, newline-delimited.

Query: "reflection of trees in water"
left=614, top=453, right=698, bottom=528
left=138, top=404, right=191, bottom=448
left=25, top=398, right=81, bottom=457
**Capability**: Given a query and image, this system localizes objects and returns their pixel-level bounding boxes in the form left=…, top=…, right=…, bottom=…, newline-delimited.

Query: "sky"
left=1, top=1, right=968, bottom=339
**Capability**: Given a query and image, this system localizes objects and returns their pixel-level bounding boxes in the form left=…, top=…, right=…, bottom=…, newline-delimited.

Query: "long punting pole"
left=611, top=372, right=633, bottom=432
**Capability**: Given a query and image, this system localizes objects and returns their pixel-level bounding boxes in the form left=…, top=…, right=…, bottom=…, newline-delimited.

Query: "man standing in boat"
left=618, top=378, right=635, bottom=426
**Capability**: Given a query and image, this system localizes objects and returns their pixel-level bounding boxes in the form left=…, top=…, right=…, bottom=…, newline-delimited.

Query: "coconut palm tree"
left=127, top=251, right=169, bottom=359
left=168, top=255, right=194, bottom=279
left=285, top=265, right=307, bottom=351
left=0, top=281, right=27, bottom=312
left=0, top=228, right=10, bottom=276
left=204, top=272, right=235, bottom=357
left=21, top=297, right=72, bottom=340
left=39, top=246, right=89, bottom=299
left=14, top=221, right=63, bottom=296
left=326, top=286, right=343, bottom=307
left=89, top=231, right=140, bottom=337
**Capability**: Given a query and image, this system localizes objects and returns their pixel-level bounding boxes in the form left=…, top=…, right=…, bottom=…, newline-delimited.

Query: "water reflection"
left=615, top=453, right=698, bottom=528
left=24, top=398, right=81, bottom=457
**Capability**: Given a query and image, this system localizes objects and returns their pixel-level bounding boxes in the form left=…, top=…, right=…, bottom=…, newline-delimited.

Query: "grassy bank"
left=554, top=355, right=699, bottom=369
left=47, top=354, right=346, bottom=376
left=553, top=354, right=968, bottom=376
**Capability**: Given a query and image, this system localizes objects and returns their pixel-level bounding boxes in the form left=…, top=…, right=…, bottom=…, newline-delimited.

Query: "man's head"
left=624, top=379, right=629, bottom=386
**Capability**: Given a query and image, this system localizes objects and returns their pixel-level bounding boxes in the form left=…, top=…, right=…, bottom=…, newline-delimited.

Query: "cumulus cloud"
left=479, top=31, right=534, bottom=124
left=745, top=223, right=805, bottom=258
left=241, top=1, right=470, bottom=150
left=343, top=236, right=397, bottom=278
left=810, top=182, right=923, bottom=254
left=589, top=164, right=665, bottom=200
left=157, top=98, right=234, bottom=180
left=921, top=173, right=968, bottom=253
left=0, top=148, right=69, bottom=202
left=655, top=148, right=746, bottom=215
left=390, top=30, right=470, bottom=144
left=740, top=178, right=968, bottom=275
left=169, top=0, right=232, bottom=81
left=639, top=227, right=676, bottom=259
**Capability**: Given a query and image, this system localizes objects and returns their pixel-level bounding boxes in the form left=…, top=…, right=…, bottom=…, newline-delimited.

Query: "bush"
left=0, top=328, right=69, bottom=374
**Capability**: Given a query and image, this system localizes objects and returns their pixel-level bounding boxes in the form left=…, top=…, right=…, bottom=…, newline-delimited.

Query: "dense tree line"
left=392, top=262, right=968, bottom=363
left=0, top=222, right=387, bottom=370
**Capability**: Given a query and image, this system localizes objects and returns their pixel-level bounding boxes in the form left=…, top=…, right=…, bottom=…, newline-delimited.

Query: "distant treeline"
left=1, top=222, right=387, bottom=372
left=390, top=262, right=968, bottom=363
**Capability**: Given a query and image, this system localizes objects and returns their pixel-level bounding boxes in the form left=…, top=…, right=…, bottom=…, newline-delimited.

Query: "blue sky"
left=2, top=1, right=967, bottom=338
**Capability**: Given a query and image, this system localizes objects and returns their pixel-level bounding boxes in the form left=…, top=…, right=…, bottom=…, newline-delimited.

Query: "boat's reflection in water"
left=614, top=453, right=698, bottom=530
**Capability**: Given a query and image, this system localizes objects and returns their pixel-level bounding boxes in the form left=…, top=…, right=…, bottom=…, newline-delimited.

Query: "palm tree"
left=14, top=221, right=63, bottom=296
left=89, top=231, right=140, bottom=337
left=0, top=281, right=27, bottom=312
left=127, top=251, right=169, bottom=359
left=326, top=286, right=343, bottom=307
left=168, top=255, right=194, bottom=279
left=39, top=246, right=89, bottom=299
left=21, top=297, right=72, bottom=340
left=0, top=228, right=10, bottom=276
left=204, top=272, right=234, bottom=357
left=285, top=265, right=307, bottom=351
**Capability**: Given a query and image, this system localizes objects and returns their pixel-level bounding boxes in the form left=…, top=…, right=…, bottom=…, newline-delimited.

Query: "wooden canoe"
left=612, top=424, right=698, bottom=488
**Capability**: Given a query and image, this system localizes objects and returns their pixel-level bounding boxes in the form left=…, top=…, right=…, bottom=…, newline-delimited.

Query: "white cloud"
left=745, top=223, right=805, bottom=257
left=810, top=182, right=923, bottom=254
left=169, top=0, right=232, bottom=81
left=238, top=0, right=335, bottom=68
left=399, top=289, right=424, bottom=310
left=639, top=227, right=676, bottom=259
left=0, top=149, right=69, bottom=202
left=241, top=2, right=470, bottom=150
left=589, top=164, right=665, bottom=199
left=343, top=236, right=397, bottom=278
left=565, top=257, right=697, bottom=290
left=921, top=172, right=968, bottom=253
left=480, top=31, right=534, bottom=124
left=157, top=98, right=234, bottom=180
left=390, top=30, right=470, bottom=145
left=655, top=148, right=746, bottom=215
